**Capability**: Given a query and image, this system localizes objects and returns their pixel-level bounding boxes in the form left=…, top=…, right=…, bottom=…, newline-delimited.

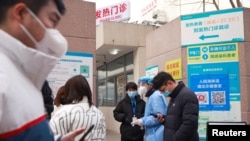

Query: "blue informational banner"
left=190, top=74, right=229, bottom=111
left=188, top=62, right=240, bottom=94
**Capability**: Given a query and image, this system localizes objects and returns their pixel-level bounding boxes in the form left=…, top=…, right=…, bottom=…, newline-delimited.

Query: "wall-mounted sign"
left=187, top=43, right=241, bottom=140
left=96, top=0, right=130, bottom=25
left=165, top=58, right=182, bottom=80
left=181, top=8, right=244, bottom=46
left=47, top=51, right=93, bottom=97
left=141, top=0, right=158, bottom=16
left=146, top=65, right=158, bottom=77
left=187, top=42, right=238, bottom=64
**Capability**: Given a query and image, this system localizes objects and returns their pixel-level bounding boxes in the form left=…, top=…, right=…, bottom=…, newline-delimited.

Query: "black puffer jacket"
left=113, top=94, right=146, bottom=140
left=164, top=81, right=199, bottom=141
left=41, top=80, right=54, bottom=120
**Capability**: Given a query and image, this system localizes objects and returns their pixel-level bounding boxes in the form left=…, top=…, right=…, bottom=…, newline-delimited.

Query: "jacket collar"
left=169, top=81, right=185, bottom=99
left=0, top=30, right=60, bottom=90
left=124, top=94, right=141, bottom=103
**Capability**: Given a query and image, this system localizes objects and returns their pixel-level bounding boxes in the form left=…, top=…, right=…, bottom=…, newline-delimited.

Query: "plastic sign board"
left=181, top=8, right=244, bottom=46
left=146, top=65, right=158, bottom=77
left=165, top=58, right=182, bottom=80
left=96, top=0, right=130, bottom=25
left=47, top=51, right=93, bottom=97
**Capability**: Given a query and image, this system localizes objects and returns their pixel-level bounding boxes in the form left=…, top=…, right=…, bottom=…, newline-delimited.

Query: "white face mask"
left=138, top=86, right=148, bottom=95
left=20, top=8, right=67, bottom=58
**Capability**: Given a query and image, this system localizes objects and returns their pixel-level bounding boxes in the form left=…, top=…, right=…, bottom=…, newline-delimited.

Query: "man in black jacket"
left=113, top=82, right=146, bottom=141
left=155, top=71, right=199, bottom=141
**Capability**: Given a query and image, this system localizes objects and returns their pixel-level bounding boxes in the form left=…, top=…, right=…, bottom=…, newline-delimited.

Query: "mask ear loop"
left=20, top=24, right=38, bottom=45
left=26, top=8, right=47, bottom=30
left=19, top=8, right=44, bottom=47
left=26, top=8, right=62, bottom=29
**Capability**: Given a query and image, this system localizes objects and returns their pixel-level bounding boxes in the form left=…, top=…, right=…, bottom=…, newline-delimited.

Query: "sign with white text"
left=47, top=51, right=93, bottom=97
left=146, top=65, right=158, bottom=77
left=96, top=0, right=130, bottom=25
left=181, top=8, right=244, bottom=46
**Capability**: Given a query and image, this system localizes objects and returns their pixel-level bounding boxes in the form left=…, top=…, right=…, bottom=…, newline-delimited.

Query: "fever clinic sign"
left=96, top=0, right=130, bottom=25
left=181, top=8, right=244, bottom=46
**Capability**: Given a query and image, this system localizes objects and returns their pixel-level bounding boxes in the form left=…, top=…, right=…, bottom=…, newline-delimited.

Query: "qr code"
left=195, top=91, right=209, bottom=105
left=211, top=91, right=226, bottom=104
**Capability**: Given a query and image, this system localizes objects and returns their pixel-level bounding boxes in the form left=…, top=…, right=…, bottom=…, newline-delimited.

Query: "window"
left=97, top=52, right=134, bottom=106
left=97, top=80, right=106, bottom=106
left=97, top=65, right=106, bottom=80
left=125, top=52, right=133, bottom=71
left=106, top=78, right=115, bottom=106
left=107, top=57, right=124, bottom=77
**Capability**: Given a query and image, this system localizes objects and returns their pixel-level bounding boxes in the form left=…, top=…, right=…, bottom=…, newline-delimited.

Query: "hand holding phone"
left=79, top=124, right=94, bottom=141
left=151, top=114, right=165, bottom=118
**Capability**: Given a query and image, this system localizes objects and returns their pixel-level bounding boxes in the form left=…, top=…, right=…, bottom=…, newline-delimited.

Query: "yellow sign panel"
left=187, top=43, right=238, bottom=64
left=165, top=58, right=182, bottom=80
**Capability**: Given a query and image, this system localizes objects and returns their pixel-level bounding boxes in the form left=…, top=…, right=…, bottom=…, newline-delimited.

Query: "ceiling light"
left=109, top=49, right=120, bottom=55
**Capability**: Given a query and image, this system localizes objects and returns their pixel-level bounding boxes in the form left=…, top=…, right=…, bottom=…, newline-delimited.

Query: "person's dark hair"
left=41, top=80, right=54, bottom=120
left=152, top=71, right=175, bottom=90
left=0, top=0, right=66, bottom=24
left=54, top=85, right=65, bottom=107
left=63, top=75, right=93, bottom=107
left=125, top=82, right=138, bottom=91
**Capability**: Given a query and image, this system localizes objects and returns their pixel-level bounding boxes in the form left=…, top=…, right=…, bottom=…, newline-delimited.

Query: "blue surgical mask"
left=163, top=91, right=171, bottom=97
left=128, top=91, right=137, bottom=99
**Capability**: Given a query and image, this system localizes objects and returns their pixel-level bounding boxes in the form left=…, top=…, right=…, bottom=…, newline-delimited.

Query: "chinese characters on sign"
left=190, top=74, right=230, bottom=111
left=96, top=0, right=130, bottom=25
left=141, top=0, right=157, bottom=16
left=181, top=8, right=244, bottom=46
left=165, top=58, right=182, bottom=80
left=187, top=43, right=241, bottom=139
left=187, top=43, right=238, bottom=63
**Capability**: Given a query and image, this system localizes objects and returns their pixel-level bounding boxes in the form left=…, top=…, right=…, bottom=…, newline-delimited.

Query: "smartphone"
left=79, top=124, right=95, bottom=141
left=151, top=114, right=165, bottom=118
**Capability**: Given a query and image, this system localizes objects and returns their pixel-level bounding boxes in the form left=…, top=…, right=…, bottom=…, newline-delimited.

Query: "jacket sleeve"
left=113, top=101, right=127, bottom=123
left=175, top=93, right=199, bottom=141
left=143, top=94, right=167, bottom=127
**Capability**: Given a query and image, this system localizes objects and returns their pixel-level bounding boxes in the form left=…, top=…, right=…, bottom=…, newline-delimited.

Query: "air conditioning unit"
left=152, top=10, right=167, bottom=25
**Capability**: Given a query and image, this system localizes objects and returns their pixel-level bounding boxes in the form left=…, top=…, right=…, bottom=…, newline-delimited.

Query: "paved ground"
left=104, top=130, right=206, bottom=141
left=105, top=130, right=120, bottom=141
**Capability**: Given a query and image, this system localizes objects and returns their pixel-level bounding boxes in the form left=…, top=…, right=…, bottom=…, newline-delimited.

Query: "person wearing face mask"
left=131, top=75, right=168, bottom=141
left=0, top=0, right=85, bottom=141
left=155, top=72, right=199, bottom=141
left=137, top=76, right=154, bottom=100
left=113, top=82, right=146, bottom=141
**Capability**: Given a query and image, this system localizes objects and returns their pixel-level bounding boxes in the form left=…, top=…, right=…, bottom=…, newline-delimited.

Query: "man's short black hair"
left=125, top=82, right=138, bottom=91
left=152, top=71, right=175, bottom=90
left=0, top=0, right=66, bottom=24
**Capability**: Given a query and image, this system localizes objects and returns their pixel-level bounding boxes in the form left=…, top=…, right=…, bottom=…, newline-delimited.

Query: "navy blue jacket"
left=164, top=81, right=199, bottom=141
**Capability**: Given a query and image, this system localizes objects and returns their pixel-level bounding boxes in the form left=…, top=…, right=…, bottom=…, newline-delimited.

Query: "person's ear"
left=12, top=3, right=28, bottom=23
left=166, top=80, right=172, bottom=86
